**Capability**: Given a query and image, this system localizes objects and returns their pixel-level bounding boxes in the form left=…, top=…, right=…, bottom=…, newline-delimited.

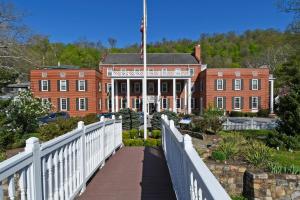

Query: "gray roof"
left=101, top=53, right=199, bottom=65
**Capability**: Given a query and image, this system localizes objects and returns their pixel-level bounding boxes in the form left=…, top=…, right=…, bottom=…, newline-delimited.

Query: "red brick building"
left=30, top=46, right=275, bottom=116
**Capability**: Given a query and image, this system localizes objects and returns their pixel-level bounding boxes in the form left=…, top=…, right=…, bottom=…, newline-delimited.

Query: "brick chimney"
left=194, top=44, right=201, bottom=63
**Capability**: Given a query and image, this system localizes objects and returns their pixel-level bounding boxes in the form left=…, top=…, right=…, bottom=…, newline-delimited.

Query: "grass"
left=272, top=150, right=300, bottom=167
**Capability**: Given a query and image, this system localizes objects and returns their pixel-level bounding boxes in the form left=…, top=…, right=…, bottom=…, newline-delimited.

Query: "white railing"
left=161, top=115, right=231, bottom=200
left=0, top=115, right=122, bottom=200
left=111, top=70, right=192, bottom=78
left=222, top=117, right=277, bottom=130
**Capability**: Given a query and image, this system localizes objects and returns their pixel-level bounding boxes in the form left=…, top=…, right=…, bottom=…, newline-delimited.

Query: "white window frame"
left=191, top=98, right=195, bottom=109
left=162, top=98, right=167, bottom=109
left=107, top=68, right=112, bottom=76
left=78, top=80, right=86, bottom=91
left=176, top=98, right=181, bottom=109
left=60, top=80, right=67, bottom=91
left=252, top=79, right=258, bottom=90
left=217, top=79, right=223, bottom=90
left=234, top=97, right=241, bottom=110
left=120, top=98, right=127, bottom=109
left=162, top=82, right=168, bottom=93
left=41, top=80, right=48, bottom=91
left=176, top=82, right=181, bottom=92
left=217, top=97, right=224, bottom=109
left=134, top=82, right=140, bottom=93
left=189, top=68, right=195, bottom=76
left=252, top=96, right=258, bottom=110
left=78, top=98, right=86, bottom=111
left=121, top=82, right=127, bottom=93
left=107, top=83, right=112, bottom=93
left=98, top=82, right=102, bottom=92
left=234, top=79, right=241, bottom=91
left=148, top=82, right=154, bottom=93
left=60, top=98, right=67, bottom=111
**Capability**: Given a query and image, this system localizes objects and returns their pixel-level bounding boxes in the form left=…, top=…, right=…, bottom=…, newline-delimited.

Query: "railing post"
left=25, top=137, right=43, bottom=200
left=78, top=121, right=86, bottom=194
left=100, top=116, right=106, bottom=168
left=119, top=115, right=123, bottom=148
left=112, top=115, right=116, bottom=154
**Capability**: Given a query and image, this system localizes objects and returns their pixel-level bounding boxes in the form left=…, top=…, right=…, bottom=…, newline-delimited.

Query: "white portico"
left=110, top=70, right=193, bottom=114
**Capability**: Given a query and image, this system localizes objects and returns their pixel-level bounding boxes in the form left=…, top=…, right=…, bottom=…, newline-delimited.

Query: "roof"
left=101, top=53, right=199, bottom=65
left=40, top=65, right=80, bottom=69
left=7, top=82, right=30, bottom=88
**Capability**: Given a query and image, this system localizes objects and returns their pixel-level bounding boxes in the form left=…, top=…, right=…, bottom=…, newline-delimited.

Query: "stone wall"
left=207, top=162, right=300, bottom=200
left=244, top=171, right=300, bottom=200
left=207, top=162, right=246, bottom=195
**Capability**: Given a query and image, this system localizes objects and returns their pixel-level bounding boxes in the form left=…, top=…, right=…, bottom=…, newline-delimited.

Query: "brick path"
left=78, top=147, right=176, bottom=200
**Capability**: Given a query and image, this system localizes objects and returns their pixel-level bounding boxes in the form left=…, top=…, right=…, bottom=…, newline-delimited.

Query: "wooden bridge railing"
left=0, top=115, right=122, bottom=200
left=161, top=115, right=231, bottom=200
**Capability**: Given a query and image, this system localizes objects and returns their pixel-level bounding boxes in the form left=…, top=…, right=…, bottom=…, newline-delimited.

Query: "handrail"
left=0, top=115, right=123, bottom=200
left=111, top=70, right=192, bottom=78
left=161, top=115, right=231, bottom=200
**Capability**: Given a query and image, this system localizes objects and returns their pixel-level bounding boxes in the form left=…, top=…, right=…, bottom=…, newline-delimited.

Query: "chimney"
left=194, top=44, right=201, bottom=63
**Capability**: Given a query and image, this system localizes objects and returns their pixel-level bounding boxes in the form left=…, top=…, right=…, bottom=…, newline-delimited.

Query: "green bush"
left=217, top=141, right=239, bottom=160
left=80, top=114, right=99, bottom=124
left=122, top=131, right=130, bottom=139
left=129, top=129, right=139, bottom=139
left=144, top=138, right=158, bottom=147
left=151, top=130, right=161, bottom=139
left=0, top=150, right=6, bottom=162
left=229, top=111, right=257, bottom=117
left=266, top=131, right=300, bottom=150
left=38, top=123, right=61, bottom=141
left=211, top=150, right=226, bottom=161
left=151, top=110, right=179, bottom=130
left=268, top=162, right=300, bottom=175
left=139, top=129, right=149, bottom=138
left=243, top=141, right=273, bottom=167
left=257, top=109, right=270, bottom=117
left=117, top=108, right=140, bottom=130
left=156, top=139, right=162, bottom=146
left=123, top=139, right=144, bottom=146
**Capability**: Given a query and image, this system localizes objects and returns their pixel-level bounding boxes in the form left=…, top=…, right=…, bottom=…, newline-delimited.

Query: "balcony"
left=110, top=70, right=193, bottom=78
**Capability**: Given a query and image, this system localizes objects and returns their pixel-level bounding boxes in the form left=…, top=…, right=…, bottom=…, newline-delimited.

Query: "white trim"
left=107, top=68, right=113, bottom=76
left=60, top=80, right=67, bottom=91
left=78, top=80, right=86, bottom=91
left=234, top=79, right=241, bottom=91
left=189, top=68, right=195, bottom=76
left=106, top=83, right=112, bottom=93
left=217, top=79, right=223, bottom=90
left=99, top=99, right=102, bottom=110
left=162, top=81, right=168, bottom=93
left=98, top=82, right=102, bottom=92
left=234, top=97, right=241, bottom=110
left=175, top=68, right=181, bottom=75
left=252, top=79, right=258, bottom=90
left=252, top=96, right=258, bottom=110
left=217, top=97, right=224, bottom=109
left=78, top=98, right=86, bottom=111
left=41, top=80, right=48, bottom=91
left=60, top=98, right=67, bottom=111
left=162, top=68, right=168, bottom=75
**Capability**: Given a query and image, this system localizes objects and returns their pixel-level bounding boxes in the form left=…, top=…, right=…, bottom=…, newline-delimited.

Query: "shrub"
left=123, top=139, right=144, bottom=146
left=0, top=150, right=6, bottom=162
left=257, top=109, right=270, bottom=117
left=243, top=141, right=273, bottom=167
left=117, top=108, right=140, bottom=130
left=156, top=139, right=162, bottom=146
left=144, top=138, right=158, bottom=147
left=151, top=110, right=179, bottom=130
left=211, top=150, right=226, bottom=161
left=202, top=107, right=225, bottom=134
left=139, top=129, right=149, bottom=138
left=267, top=162, right=300, bottom=175
left=80, top=114, right=99, bottom=124
left=266, top=132, right=300, bottom=150
left=151, top=130, right=161, bottom=139
left=122, top=131, right=130, bottom=139
left=217, top=141, right=239, bottom=160
left=129, top=129, right=139, bottom=139
left=38, top=123, right=61, bottom=141
left=229, top=111, right=257, bottom=117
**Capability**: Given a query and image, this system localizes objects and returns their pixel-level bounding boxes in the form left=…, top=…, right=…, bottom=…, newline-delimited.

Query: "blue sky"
left=13, top=0, right=293, bottom=47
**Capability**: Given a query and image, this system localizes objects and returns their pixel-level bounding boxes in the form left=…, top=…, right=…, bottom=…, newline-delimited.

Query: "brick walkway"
left=78, top=147, right=176, bottom=200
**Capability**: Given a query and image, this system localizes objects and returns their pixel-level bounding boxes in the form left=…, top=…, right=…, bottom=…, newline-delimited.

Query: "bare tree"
left=108, top=37, right=117, bottom=49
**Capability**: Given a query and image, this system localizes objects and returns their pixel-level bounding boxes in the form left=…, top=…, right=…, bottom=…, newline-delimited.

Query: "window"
left=252, top=97, right=258, bottom=110
left=234, top=97, right=241, bottom=110
left=41, top=80, right=48, bottom=91
left=162, top=82, right=168, bottom=92
left=162, top=98, right=168, bottom=109
left=107, top=98, right=112, bottom=109
left=199, top=80, right=204, bottom=92
left=217, top=97, right=224, bottom=109
left=176, top=98, right=181, bottom=109
left=191, top=98, right=195, bottom=109
left=41, top=98, right=49, bottom=106
left=99, top=99, right=102, bottom=110
left=191, top=82, right=195, bottom=92
left=148, top=82, right=154, bottom=93
left=121, top=83, right=127, bottom=93
left=135, top=98, right=140, bottom=109
left=106, top=83, right=112, bottom=93
left=176, top=82, right=181, bottom=92
left=60, top=72, right=66, bottom=78
left=175, top=68, right=181, bottom=75
left=98, top=82, right=102, bottom=92
left=42, top=72, right=47, bottom=78
left=60, top=80, right=67, bottom=91
left=134, top=82, right=140, bottom=93
left=60, top=98, right=67, bottom=111
left=189, top=68, right=195, bottom=76
left=252, top=79, right=258, bottom=90
left=79, top=98, right=86, bottom=111
left=234, top=79, right=241, bottom=90
left=79, top=72, right=85, bottom=78
left=121, top=68, right=127, bottom=76
left=217, top=79, right=223, bottom=90
left=107, top=68, right=112, bottom=76
left=78, top=80, right=86, bottom=91
left=121, top=98, right=127, bottom=109
left=162, top=68, right=168, bottom=75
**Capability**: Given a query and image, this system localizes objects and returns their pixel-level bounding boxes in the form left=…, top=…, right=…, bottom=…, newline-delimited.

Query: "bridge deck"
left=78, top=147, right=176, bottom=200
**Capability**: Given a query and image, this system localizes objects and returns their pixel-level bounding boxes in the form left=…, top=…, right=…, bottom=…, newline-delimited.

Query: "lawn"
left=272, top=150, right=300, bottom=167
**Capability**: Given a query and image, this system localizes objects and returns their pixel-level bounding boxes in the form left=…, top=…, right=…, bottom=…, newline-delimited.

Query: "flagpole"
left=143, top=0, right=147, bottom=139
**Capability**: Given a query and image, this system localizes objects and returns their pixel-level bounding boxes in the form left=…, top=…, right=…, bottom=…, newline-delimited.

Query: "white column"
left=127, top=79, right=130, bottom=108
left=115, top=80, right=119, bottom=112
left=173, top=78, right=177, bottom=113
left=111, top=78, right=115, bottom=112
left=270, top=78, right=275, bottom=114
left=184, top=79, right=187, bottom=114
left=157, top=78, right=161, bottom=112
left=188, top=78, right=192, bottom=114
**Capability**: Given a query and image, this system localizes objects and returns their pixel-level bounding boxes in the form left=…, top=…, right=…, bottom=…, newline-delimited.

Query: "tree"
left=6, top=90, right=51, bottom=133
left=116, top=108, right=140, bottom=130
left=202, top=107, right=225, bottom=134
left=151, top=110, right=179, bottom=130
left=108, top=37, right=117, bottom=49
left=0, top=66, right=18, bottom=90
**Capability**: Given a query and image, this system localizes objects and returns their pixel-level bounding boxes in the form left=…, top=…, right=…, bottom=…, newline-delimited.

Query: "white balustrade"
left=111, top=70, right=192, bottom=78
left=0, top=115, right=122, bottom=200
left=161, top=115, right=231, bottom=200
